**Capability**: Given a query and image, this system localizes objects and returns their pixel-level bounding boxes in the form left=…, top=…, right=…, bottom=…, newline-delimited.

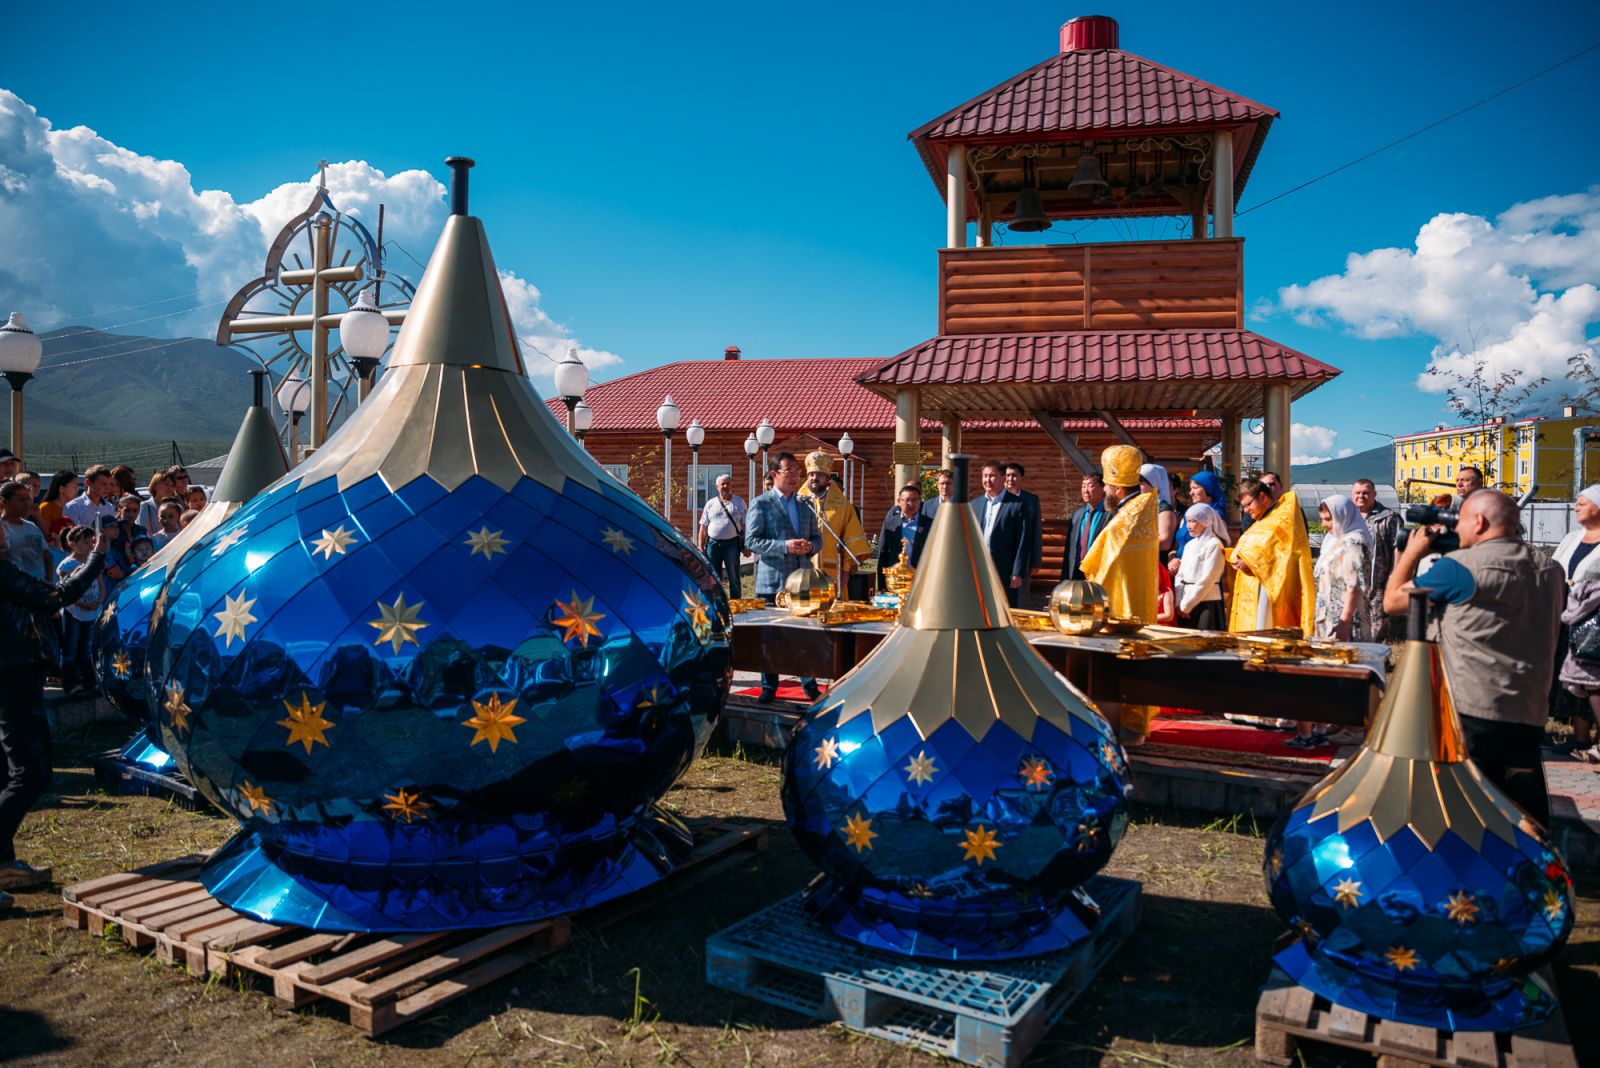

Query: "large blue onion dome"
left=1264, top=625, right=1573, bottom=1031
left=782, top=477, right=1131, bottom=960
left=95, top=373, right=287, bottom=730
left=142, top=160, right=730, bottom=932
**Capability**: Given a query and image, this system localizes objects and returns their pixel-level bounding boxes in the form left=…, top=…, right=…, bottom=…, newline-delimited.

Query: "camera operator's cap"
left=0, top=448, right=16, bottom=462
left=804, top=450, right=834, bottom=475
left=1100, top=444, right=1142, bottom=488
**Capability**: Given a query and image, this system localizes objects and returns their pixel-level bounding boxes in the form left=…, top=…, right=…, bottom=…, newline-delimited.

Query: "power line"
left=34, top=291, right=203, bottom=333
left=1238, top=39, right=1600, bottom=217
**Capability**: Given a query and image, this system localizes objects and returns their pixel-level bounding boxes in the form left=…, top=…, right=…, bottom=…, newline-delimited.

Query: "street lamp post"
left=0, top=313, right=43, bottom=463
left=339, top=288, right=391, bottom=400
left=656, top=395, right=680, bottom=521
left=685, top=418, right=705, bottom=517
left=573, top=400, right=593, bottom=448
left=554, top=348, right=589, bottom=435
left=838, top=431, right=855, bottom=506
left=276, top=371, right=313, bottom=465
left=756, top=417, right=775, bottom=483
left=744, top=432, right=759, bottom=499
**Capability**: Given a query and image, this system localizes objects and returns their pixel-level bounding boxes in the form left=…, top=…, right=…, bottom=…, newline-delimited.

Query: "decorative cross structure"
left=217, top=163, right=415, bottom=448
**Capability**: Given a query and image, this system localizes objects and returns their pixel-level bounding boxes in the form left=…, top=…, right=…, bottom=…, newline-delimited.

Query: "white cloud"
left=0, top=88, right=620, bottom=378
left=1240, top=422, right=1357, bottom=467
left=1273, top=189, right=1600, bottom=407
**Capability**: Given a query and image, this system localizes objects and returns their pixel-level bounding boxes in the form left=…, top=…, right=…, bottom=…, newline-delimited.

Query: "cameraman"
left=1383, top=490, right=1563, bottom=824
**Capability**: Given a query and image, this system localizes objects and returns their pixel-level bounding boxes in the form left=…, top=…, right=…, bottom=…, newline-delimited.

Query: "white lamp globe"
left=339, top=289, right=390, bottom=362
left=755, top=417, right=775, bottom=448
left=685, top=418, right=705, bottom=449
left=573, top=399, right=594, bottom=433
left=0, top=313, right=43, bottom=376
left=656, top=395, right=681, bottom=433
left=743, top=433, right=759, bottom=458
left=276, top=370, right=312, bottom=415
left=838, top=431, right=854, bottom=458
left=554, top=347, right=589, bottom=401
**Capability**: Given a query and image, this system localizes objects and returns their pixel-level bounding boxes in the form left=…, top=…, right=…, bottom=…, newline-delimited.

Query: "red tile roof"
left=549, top=357, right=1222, bottom=433
left=909, top=46, right=1276, bottom=203
left=855, top=331, right=1338, bottom=416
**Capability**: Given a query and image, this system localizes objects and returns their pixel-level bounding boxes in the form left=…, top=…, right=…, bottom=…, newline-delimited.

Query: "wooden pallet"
left=1255, top=966, right=1578, bottom=1068
left=63, top=819, right=768, bottom=1037
left=707, top=877, right=1140, bottom=1068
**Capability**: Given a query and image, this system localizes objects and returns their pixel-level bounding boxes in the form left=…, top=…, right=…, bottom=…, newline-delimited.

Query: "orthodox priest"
left=1080, top=444, right=1159, bottom=744
left=797, top=450, right=871, bottom=597
left=1228, top=476, right=1315, bottom=634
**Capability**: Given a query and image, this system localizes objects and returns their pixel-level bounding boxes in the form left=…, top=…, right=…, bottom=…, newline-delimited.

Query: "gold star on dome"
left=1075, top=817, right=1102, bottom=852
left=100, top=602, right=116, bottom=625
left=814, top=736, right=839, bottom=770
left=904, top=751, right=937, bottom=786
left=841, top=812, right=877, bottom=852
left=277, top=692, right=334, bottom=754
left=1492, top=956, right=1519, bottom=974
left=1269, top=849, right=1284, bottom=878
left=1099, top=740, right=1122, bottom=770
left=1444, top=891, right=1480, bottom=926
left=1384, top=945, right=1419, bottom=972
left=682, top=590, right=711, bottom=636
left=311, top=525, right=358, bottom=559
left=1020, top=757, right=1054, bottom=789
left=212, top=590, right=258, bottom=649
left=961, top=825, right=1002, bottom=866
left=164, top=681, right=192, bottom=734
left=111, top=651, right=132, bottom=679
left=238, top=781, right=274, bottom=816
left=1333, top=877, right=1364, bottom=909
left=210, top=525, right=249, bottom=558
left=1543, top=887, right=1566, bottom=923
left=601, top=527, right=636, bottom=555
left=464, top=525, right=509, bottom=558
left=382, top=787, right=431, bottom=823
left=634, top=685, right=669, bottom=712
left=551, top=592, right=605, bottom=648
left=462, top=693, right=527, bottom=753
left=369, top=593, right=428, bottom=654
left=907, top=882, right=934, bottom=898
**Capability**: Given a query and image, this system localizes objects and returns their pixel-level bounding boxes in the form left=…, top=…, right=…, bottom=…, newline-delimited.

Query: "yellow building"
left=1393, top=410, right=1600, bottom=502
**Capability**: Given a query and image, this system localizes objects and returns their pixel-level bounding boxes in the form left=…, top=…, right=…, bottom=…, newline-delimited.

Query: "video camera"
left=1397, top=503, right=1460, bottom=554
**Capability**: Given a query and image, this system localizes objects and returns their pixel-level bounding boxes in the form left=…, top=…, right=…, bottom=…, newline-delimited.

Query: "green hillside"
left=1291, top=445, right=1393, bottom=485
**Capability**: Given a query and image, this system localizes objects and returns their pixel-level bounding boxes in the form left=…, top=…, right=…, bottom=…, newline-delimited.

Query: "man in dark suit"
left=1064, top=472, right=1107, bottom=581
left=744, top=451, right=821, bottom=703
left=970, top=460, right=1030, bottom=607
left=878, top=483, right=929, bottom=571
left=1004, top=462, right=1043, bottom=605
left=919, top=467, right=954, bottom=525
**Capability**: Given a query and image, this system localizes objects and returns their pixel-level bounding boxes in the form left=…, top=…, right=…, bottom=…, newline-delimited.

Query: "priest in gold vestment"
left=1228, top=476, right=1316, bottom=634
left=1080, top=444, right=1159, bottom=743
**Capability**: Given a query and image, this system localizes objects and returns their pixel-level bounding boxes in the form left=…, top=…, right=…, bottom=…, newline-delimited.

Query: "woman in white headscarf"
left=1553, top=484, right=1600, bottom=586
left=1287, top=494, right=1372, bottom=750
left=1174, top=503, right=1228, bottom=630
left=1553, top=485, right=1600, bottom=759
left=1139, top=463, right=1177, bottom=559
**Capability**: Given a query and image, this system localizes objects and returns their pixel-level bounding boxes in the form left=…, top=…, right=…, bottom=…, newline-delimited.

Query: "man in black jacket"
left=878, top=483, right=929, bottom=571
left=0, top=517, right=109, bottom=911
left=970, top=460, right=1031, bottom=606
left=1004, top=463, right=1043, bottom=606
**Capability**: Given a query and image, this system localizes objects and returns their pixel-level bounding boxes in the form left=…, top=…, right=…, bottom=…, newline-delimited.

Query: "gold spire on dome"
left=826, top=486, right=1106, bottom=743
left=288, top=161, right=602, bottom=496
left=1301, top=639, right=1526, bottom=850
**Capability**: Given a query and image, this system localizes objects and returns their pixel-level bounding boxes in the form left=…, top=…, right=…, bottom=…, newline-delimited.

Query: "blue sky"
left=5, top=0, right=1600, bottom=462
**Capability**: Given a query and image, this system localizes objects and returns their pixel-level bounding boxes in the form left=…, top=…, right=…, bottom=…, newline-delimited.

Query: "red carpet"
left=1147, top=717, right=1336, bottom=762
left=732, top=683, right=824, bottom=702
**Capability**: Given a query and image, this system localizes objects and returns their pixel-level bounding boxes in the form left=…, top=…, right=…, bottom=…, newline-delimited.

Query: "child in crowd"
left=179, top=509, right=200, bottom=528
left=152, top=502, right=184, bottom=548
left=131, top=535, right=156, bottom=566
left=185, top=486, right=208, bottom=512
left=56, top=526, right=105, bottom=695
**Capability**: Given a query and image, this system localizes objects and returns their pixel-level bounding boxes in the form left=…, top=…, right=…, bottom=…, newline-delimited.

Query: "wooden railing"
left=938, top=238, right=1244, bottom=335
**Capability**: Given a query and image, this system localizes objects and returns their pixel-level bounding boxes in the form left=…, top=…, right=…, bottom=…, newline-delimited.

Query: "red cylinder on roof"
left=1061, top=14, right=1118, bottom=52
left=724, top=345, right=741, bottom=360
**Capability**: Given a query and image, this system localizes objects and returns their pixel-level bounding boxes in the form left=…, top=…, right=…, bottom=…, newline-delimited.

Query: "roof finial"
left=318, top=159, right=328, bottom=190
left=446, top=157, right=475, bottom=216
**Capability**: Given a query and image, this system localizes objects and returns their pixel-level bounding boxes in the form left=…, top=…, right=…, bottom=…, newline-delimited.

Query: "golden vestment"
left=1228, top=490, right=1316, bottom=635
left=798, top=483, right=871, bottom=577
left=1080, top=488, right=1158, bottom=623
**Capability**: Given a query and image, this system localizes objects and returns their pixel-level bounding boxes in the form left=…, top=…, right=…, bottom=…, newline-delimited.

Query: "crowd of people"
left=0, top=451, right=206, bottom=910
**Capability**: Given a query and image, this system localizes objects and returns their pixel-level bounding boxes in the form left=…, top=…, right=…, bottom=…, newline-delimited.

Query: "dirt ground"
left=4, top=722, right=1598, bottom=1067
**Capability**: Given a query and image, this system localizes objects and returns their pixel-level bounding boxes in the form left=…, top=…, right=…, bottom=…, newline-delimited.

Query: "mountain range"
left=1290, top=446, right=1394, bottom=486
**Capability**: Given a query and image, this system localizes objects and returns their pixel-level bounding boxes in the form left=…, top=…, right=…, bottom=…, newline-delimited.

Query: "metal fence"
left=1524, top=502, right=1578, bottom=546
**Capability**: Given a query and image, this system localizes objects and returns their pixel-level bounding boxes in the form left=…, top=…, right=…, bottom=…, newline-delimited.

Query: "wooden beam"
left=1096, top=410, right=1143, bottom=451
left=1032, top=412, right=1097, bottom=475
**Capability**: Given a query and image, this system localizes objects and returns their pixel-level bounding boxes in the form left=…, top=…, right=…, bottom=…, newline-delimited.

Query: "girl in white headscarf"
left=1174, top=503, right=1227, bottom=630
left=1139, top=463, right=1177, bottom=558
left=1287, top=493, right=1373, bottom=750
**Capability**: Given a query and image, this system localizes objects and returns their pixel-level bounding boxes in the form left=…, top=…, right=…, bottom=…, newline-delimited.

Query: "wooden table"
left=730, top=609, right=1387, bottom=728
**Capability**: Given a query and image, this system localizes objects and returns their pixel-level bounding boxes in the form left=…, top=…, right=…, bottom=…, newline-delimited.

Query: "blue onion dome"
left=142, top=161, right=731, bottom=932
left=95, top=378, right=287, bottom=727
left=782, top=489, right=1131, bottom=960
left=1264, top=633, right=1574, bottom=1031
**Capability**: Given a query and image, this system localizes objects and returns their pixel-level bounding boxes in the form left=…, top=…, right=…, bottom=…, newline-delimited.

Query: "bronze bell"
left=1069, top=150, right=1107, bottom=193
left=1009, top=157, right=1051, bottom=232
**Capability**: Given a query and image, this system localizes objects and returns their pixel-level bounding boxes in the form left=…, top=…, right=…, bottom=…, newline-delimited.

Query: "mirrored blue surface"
left=144, top=470, right=729, bottom=931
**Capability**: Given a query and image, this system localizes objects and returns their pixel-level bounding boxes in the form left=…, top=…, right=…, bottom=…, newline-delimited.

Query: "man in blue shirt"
left=1065, top=474, right=1107, bottom=581
left=878, top=483, right=928, bottom=571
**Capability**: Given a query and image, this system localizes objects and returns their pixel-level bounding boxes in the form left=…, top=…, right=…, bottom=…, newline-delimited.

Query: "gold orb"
left=1048, top=579, right=1109, bottom=636
left=777, top=568, right=837, bottom=617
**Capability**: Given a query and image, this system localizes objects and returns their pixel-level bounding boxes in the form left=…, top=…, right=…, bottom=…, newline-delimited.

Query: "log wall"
left=939, top=238, right=1244, bottom=335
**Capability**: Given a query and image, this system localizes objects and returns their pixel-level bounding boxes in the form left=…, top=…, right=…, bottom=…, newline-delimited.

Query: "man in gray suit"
left=744, top=451, right=822, bottom=702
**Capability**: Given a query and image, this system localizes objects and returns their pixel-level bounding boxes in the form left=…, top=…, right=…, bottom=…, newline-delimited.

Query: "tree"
left=1562, top=351, right=1600, bottom=415
left=1422, top=333, right=1546, bottom=487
